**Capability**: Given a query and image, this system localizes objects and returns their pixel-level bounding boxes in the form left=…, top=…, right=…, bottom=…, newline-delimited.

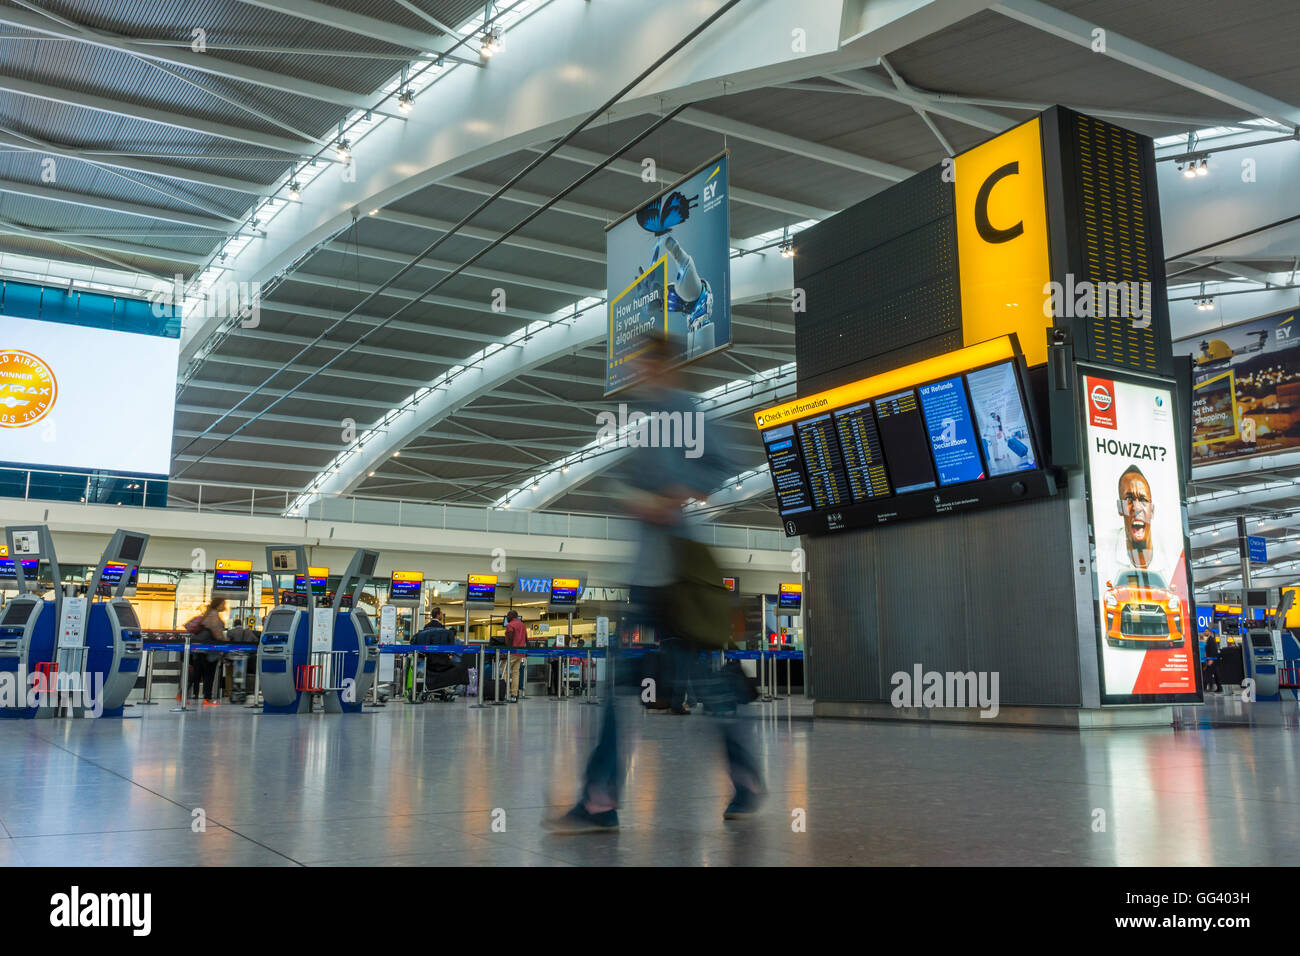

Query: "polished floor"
left=0, top=693, right=1296, bottom=866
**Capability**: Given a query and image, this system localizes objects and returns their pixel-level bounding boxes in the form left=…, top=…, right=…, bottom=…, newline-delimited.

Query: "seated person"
left=413, top=606, right=455, bottom=644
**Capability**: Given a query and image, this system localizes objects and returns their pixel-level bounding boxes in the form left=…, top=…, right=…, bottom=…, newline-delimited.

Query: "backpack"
left=663, top=536, right=732, bottom=650
left=184, top=615, right=204, bottom=635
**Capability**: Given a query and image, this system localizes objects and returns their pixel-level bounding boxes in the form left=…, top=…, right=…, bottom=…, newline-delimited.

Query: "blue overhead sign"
left=1248, top=535, right=1267, bottom=563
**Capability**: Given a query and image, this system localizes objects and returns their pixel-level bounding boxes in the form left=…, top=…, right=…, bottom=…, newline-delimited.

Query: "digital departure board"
left=795, top=414, right=851, bottom=509
left=874, top=390, right=937, bottom=494
left=762, top=424, right=811, bottom=515
left=753, top=336, right=1053, bottom=536
left=833, top=401, right=892, bottom=501
left=778, top=583, right=802, bottom=610
left=549, top=577, right=580, bottom=608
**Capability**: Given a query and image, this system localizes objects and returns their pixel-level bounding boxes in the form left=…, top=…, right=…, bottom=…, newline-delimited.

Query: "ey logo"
left=954, top=118, right=1052, bottom=366
left=0, top=350, right=57, bottom=427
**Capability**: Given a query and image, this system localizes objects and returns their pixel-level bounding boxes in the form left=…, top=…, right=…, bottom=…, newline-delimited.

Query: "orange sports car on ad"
left=1104, top=569, right=1186, bottom=649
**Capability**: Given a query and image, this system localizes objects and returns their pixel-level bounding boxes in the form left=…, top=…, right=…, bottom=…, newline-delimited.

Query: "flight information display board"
left=0, top=545, right=38, bottom=581
left=97, top=562, right=138, bottom=595
left=213, top=559, right=252, bottom=596
left=389, top=570, right=423, bottom=605
left=549, top=577, right=580, bottom=608
left=753, top=336, right=1052, bottom=537
left=762, top=424, right=812, bottom=515
left=466, top=573, right=497, bottom=606
left=293, top=567, right=329, bottom=596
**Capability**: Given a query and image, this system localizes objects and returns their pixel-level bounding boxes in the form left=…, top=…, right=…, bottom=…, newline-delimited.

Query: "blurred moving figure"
left=546, top=337, right=763, bottom=833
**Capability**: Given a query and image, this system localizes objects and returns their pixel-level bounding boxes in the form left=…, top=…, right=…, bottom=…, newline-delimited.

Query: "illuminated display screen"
left=0, top=550, right=39, bottom=580
left=965, top=362, right=1039, bottom=475
left=794, top=414, right=851, bottom=509
left=390, top=570, right=423, bottom=602
left=874, top=390, right=937, bottom=493
left=549, top=578, right=580, bottom=607
left=917, top=376, right=984, bottom=486
left=753, top=336, right=1047, bottom=536
left=762, top=424, right=811, bottom=515
left=466, top=574, right=497, bottom=604
left=98, top=562, right=138, bottom=592
left=833, top=401, right=891, bottom=502
left=213, top=559, right=252, bottom=595
left=777, top=583, right=802, bottom=610
left=293, top=567, right=329, bottom=596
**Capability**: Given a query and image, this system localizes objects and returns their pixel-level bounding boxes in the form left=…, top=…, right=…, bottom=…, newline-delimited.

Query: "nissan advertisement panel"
left=1082, top=371, right=1200, bottom=703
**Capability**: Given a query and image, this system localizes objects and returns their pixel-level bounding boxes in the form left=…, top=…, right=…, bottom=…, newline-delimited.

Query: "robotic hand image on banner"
left=0, top=526, right=62, bottom=719
left=1082, top=372, right=1200, bottom=703
left=82, top=529, right=149, bottom=718
left=605, top=153, right=731, bottom=394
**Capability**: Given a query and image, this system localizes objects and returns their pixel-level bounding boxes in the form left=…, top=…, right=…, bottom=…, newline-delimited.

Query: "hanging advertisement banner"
left=1173, top=307, right=1300, bottom=464
left=604, top=152, right=731, bottom=395
left=1081, top=370, right=1200, bottom=702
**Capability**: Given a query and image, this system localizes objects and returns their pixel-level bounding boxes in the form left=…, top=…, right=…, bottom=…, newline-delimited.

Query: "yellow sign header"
left=392, top=570, right=424, bottom=583
left=216, top=559, right=252, bottom=572
left=780, top=583, right=802, bottom=595
left=551, top=578, right=580, bottom=589
left=954, top=117, right=1053, bottom=366
left=754, top=335, right=1017, bottom=430
left=468, top=574, right=497, bottom=586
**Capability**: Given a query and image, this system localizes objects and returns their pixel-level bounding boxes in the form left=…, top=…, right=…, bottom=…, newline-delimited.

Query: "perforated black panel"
left=795, top=168, right=958, bottom=390
left=1070, top=113, right=1167, bottom=374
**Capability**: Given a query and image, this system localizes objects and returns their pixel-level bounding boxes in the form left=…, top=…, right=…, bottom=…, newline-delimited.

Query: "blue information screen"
left=917, top=376, right=985, bottom=486
left=0, top=557, right=38, bottom=579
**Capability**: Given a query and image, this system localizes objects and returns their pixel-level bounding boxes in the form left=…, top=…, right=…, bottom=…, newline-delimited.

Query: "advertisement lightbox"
left=1174, top=307, right=1300, bottom=464
left=1081, top=370, right=1200, bottom=703
left=0, top=316, right=178, bottom=474
left=604, top=153, right=731, bottom=395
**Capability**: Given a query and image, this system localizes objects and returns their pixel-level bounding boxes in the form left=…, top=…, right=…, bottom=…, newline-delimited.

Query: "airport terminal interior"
left=0, top=0, right=1299, bottom=875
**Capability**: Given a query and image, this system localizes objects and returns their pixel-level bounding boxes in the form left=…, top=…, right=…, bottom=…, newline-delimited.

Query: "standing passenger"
left=504, top=609, right=528, bottom=702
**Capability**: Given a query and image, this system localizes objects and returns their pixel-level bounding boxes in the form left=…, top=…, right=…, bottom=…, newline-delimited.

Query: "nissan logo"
left=1091, top=384, right=1112, bottom=411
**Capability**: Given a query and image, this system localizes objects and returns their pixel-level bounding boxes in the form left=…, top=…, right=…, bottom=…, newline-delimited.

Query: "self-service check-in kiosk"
left=0, top=526, right=61, bottom=718
left=257, top=546, right=380, bottom=715
left=81, top=530, right=148, bottom=718
left=328, top=548, right=381, bottom=713
left=1244, top=589, right=1294, bottom=702
left=258, top=545, right=316, bottom=715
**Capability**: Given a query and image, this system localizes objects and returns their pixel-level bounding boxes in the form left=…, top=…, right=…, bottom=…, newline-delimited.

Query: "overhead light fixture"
left=1182, top=162, right=1197, bottom=179
left=531, top=481, right=540, bottom=491
left=397, top=89, right=414, bottom=114
left=335, top=138, right=351, bottom=162
left=1196, top=157, right=1209, bottom=177
left=287, top=181, right=301, bottom=201
left=561, top=464, right=570, bottom=474
left=392, top=450, right=400, bottom=457
left=369, top=208, right=378, bottom=216
left=480, top=26, right=502, bottom=57
left=368, top=471, right=375, bottom=477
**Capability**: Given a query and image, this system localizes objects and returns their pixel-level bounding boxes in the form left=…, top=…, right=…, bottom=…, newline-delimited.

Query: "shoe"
left=203, top=699, right=220, bottom=707
left=508, top=696, right=518, bottom=703
left=544, top=804, right=619, bottom=833
left=723, top=787, right=765, bottom=819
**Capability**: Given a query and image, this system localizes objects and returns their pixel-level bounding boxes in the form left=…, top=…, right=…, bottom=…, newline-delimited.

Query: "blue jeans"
left=579, top=596, right=761, bottom=811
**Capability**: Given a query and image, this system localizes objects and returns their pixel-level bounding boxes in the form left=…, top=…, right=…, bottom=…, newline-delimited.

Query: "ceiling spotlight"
left=1182, top=162, right=1197, bottom=179
left=531, top=481, right=540, bottom=491
left=369, top=208, right=378, bottom=216
left=734, top=481, right=743, bottom=490
left=287, top=181, right=301, bottom=201
left=335, top=138, right=351, bottom=162
left=368, top=471, right=375, bottom=477
left=1196, top=157, right=1209, bottom=177
left=397, top=89, right=414, bottom=114
left=561, top=464, right=570, bottom=474
left=480, top=26, right=502, bottom=57
left=392, top=450, right=400, bottom=457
